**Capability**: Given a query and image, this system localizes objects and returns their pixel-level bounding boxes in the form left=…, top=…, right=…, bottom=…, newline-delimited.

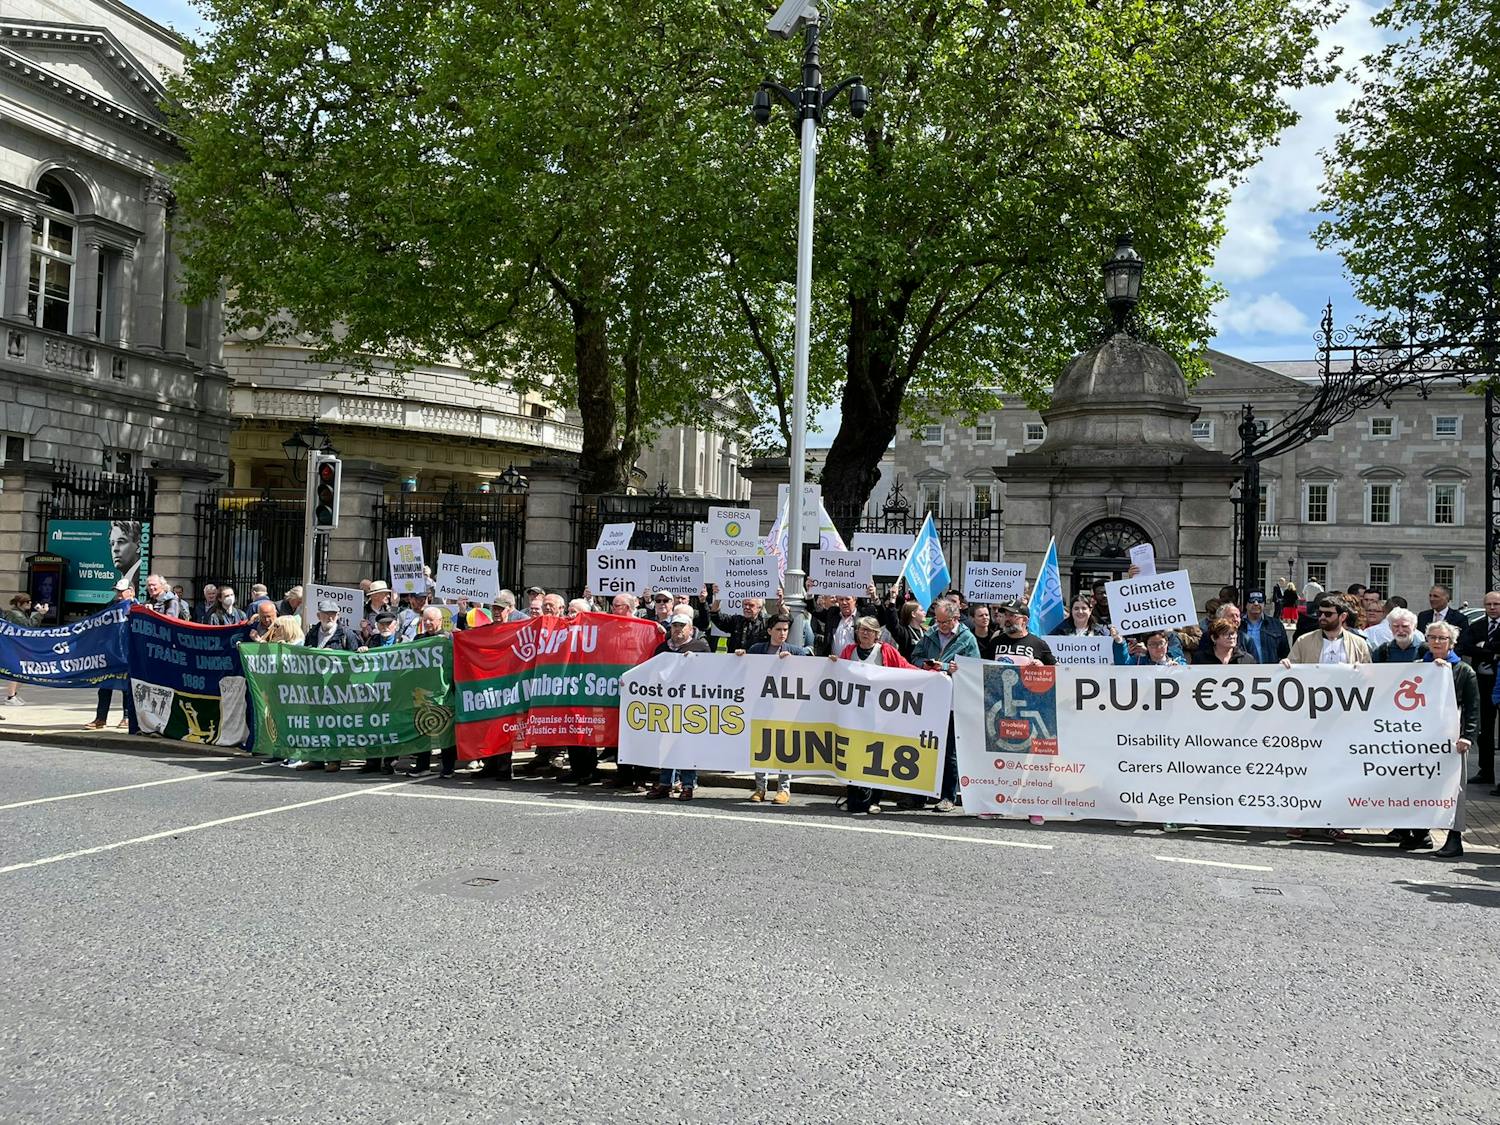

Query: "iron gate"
left=194, top=488, right=315, bottom=601
left=372, top=487, right=527, bottom=594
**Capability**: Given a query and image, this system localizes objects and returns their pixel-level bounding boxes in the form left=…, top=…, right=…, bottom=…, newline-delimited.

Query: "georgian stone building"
left=896, top=350, right=1487, bottom=604
left=0, top=0, right=233, bottom=593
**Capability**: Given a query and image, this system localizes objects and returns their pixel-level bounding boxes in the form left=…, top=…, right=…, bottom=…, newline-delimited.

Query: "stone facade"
left=0, top=1, right=232, bottom=594
left=896, top=348, right=1489, bottom=605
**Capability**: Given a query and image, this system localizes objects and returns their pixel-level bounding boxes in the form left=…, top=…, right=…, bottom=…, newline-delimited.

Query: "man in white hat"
left=362, top=580, right=393, bottom=642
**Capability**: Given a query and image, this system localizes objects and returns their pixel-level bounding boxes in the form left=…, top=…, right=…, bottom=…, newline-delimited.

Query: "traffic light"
left=313, top=454, right=341, bottom=531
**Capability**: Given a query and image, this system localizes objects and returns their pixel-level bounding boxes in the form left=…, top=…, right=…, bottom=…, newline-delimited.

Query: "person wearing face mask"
left=208, top=586, right=248, bottom=625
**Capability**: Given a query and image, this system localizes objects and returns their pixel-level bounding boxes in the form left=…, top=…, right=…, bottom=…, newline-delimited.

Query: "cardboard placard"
left=596, top=523, right=635, bottom=550
left=643, top=551, right=705, bottom=594
left=302, top=583, right=363, bottom=631
left=435, top=552, right=501, bottom=605
left=387, top=536, right=426, bottom=595
left=709, top=554, right=777, bottom=604
left=963, top=562, right=1027, bottom=604
left=808, top=550, right=872, bottom=597
left=587, top=549, right=646, bottom=596
left=1105, top=569, right=1196, bottom=633
left=850, top=532, right=917, bottom=578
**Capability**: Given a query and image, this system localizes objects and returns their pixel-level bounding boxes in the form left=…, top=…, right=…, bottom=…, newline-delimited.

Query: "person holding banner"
left=1110, top=628, right=1187, bottom=668
left=834, top=616, right=916, bottom=815
left=743, top=615, right=809, bottom=804
left=645, top=613, right=711, bottom=801
left=1415, top=622, right=1475, bottom=858
left=990, top=601, right=1056, bottom=666
left=910, top=597, right=979, bottom=812
left=1284, top=598, right=1372, bottom=666
left=3, top=594, right=48, bottom=705
left=1192, top=620, right=1255, bottom=666
left=84, top=580, right=135, bottom=731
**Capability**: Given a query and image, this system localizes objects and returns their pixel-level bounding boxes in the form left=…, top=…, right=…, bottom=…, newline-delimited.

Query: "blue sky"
left=135, top=0, right=1377, bottom=368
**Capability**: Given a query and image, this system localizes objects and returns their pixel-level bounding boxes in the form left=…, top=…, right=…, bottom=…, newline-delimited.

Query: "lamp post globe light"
left=751, top=2, right=868, bottom=641
left=1103, top=233, right=1143, bottom=330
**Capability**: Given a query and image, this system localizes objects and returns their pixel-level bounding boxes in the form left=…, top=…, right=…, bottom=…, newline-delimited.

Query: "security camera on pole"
left=751, top=0, right=869, bottom=645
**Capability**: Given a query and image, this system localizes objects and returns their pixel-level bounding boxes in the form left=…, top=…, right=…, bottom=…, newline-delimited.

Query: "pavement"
left=3, top=684, right=1498, bottom=850
left=1, top=730, right=1498, bottom=1123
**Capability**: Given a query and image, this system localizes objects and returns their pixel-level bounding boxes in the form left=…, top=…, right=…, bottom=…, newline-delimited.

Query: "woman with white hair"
left=1407, top=621, right=1476, bottom=858
left=1371, top=607, right=1425, bottom=663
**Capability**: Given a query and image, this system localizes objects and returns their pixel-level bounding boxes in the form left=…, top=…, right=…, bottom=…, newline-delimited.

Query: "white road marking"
left=1154, top=854, right=1273, bottom=872
left=0, top=776, right=431, bottom=876
left=375, top=789, right=1055, bottom=849
left=0, top=763, right=275, bottom=811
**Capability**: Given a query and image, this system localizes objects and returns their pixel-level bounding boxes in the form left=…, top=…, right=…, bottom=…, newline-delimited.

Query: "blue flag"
left=900, top=513, right=951, bottom=610
left=1028, top=536, right=1066, bottom=634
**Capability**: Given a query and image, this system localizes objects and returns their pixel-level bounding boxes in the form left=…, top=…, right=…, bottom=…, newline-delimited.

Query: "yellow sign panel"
left=749, top=719, right=938, bottom=793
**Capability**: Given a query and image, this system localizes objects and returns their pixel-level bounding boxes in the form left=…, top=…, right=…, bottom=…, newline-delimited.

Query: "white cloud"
left=1213, top=292, right=1311, bottom=338
left=1213, top=1, right=1386, bottom=282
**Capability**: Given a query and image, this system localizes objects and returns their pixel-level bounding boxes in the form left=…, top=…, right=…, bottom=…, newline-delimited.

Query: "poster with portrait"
left=45, top=519, right=152, bottom=604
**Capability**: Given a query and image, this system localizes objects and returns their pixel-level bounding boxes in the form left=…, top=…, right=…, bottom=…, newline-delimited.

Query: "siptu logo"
left=509, top=625, right=537, bottom=663
left=1393, top=676, right=1426, bottom=712
left=51, top=641, right=70, bottom=655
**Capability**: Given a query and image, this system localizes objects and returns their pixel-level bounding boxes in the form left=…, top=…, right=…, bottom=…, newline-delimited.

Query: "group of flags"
left=762, top=491, right=1068, bottom=633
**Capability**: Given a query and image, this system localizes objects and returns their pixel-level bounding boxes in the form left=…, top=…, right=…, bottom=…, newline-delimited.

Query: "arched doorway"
left=1070, top=518, right=1150, bottom=596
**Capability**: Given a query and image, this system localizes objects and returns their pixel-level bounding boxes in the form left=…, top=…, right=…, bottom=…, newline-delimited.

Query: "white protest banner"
left=964, top=562, right=1027, bottom=604
left=461, top=541, right=498, bottom=560
left=642, top=551, right=705, bottom=593
left=776, top=483, right=822, bottom=543
left=435, top=552, right=500, bottom=605
left=1105, top=569, right=1196, bottom=633
left=587, top=549, right=646, bottom=596
left=850, top=533, right=916, bottom=578
left=1128, top=542, right=1157, bottom=576
left=704, top=506, right=762, bottom=556
left=596, top=523, right=634, bottom=550
left=620, top=653, right=952, bottom=795
left=709, top=554, right=777, bottom=604
left=1047, top=635, right=1114, bottom=665
left=386, top=537, right=426, bottom=594
left=952, top=660, right=1461, bottom=829
left=808, top=550, right=872, bottom=597
left=301, top=584, right=363, bottom=631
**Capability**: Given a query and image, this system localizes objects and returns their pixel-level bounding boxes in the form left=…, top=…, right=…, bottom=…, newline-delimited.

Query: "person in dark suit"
left=1416, top=584, right=1468, bottom=633
left=1459, top=591, right=1500, bottom=786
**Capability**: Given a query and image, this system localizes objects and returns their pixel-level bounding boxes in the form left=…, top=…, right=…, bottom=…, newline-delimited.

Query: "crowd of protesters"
left=31, top=565, right=1488, bottom=858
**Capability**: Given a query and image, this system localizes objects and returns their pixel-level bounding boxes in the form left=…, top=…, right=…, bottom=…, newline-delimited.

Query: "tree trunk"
left=571, top=299, right=630, bottom=493
left=818, top=289, right=910, bottom=539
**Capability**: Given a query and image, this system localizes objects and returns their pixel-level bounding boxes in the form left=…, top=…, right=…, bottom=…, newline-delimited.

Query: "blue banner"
left=126, top=607, right=255, bottom=748
left=0, top=602, right=129, bottom=687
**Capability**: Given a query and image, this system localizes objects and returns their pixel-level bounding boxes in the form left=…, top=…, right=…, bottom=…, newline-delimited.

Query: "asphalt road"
left=1, top=740, right=1496, bottom=1125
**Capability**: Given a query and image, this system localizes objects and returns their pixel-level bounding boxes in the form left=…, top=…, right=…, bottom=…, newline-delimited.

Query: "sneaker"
left=867, top=803, right=881, bottom=815
left=4, top=696, right=25, bottom=705
left=935, top=798, right=954, bottom=812
left=749, top=788, right=766, bottom=803
left=1163, top=823, right=1180, bottom=833
left=645, top=784, right=671, bottom=800
left=773, top=790, right=790, bottom=806
left=1029, top=815, right=1046, bottom=826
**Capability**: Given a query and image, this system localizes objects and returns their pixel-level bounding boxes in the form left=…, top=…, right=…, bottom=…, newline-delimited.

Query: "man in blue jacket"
left=911, top=596, right=980, bottom=812
left=1237, top=591, right=1289, bottom=663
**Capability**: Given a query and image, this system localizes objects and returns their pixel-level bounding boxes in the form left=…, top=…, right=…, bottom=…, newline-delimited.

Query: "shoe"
left=749, top=788, right=765, bottom=803
left=4, top=696, right=25, bottom=705
left=519, top=756, right=548, bottom=776
left=1397, top=832, right=1433, bottom=851
left=1382, top=829, right=1405, bottom=842
left=1163, top=823, right=1180, bottom=832
left=1491, top=785, right=1500, bottom=797
left=116, top=718, right=129, bottom=728
left=358, top=762, right=381, bottom=774
left=679, top=787, right=695, bottom=801
left=295, top=761, right=320, bottom=771
left=1434, top=833, right=1464, bottom=859
left=1468, top=774, right=1495, bottom=785
left=324, top=762, right=340, bottom=773
left=935, top=798, right=954, bottom=812
left=381, top=762, right=395, bottom=775
left=572, top=773, right=597, bottom=786
left=867, top=803, right=881, bottom=815
left=404, top=767, right=429, bottom=778
left=439, top=768, right=455, bottom=779
left=1324, top=829, right=1351, bottom=842
left=773, top=790, right=790, bottom=806
left=84, top=720, right=106, bottom=730
left=1029, top=815, right=1046, bottom=825
left=645, top=784, right=671, bottom=800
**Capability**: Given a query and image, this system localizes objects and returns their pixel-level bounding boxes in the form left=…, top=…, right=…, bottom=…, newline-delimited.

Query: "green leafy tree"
left=1317, top=0, right=1500, bottom=340
left=167, top=0, right=753, bottom=492
left=727, top=1, right=1337, bottom=522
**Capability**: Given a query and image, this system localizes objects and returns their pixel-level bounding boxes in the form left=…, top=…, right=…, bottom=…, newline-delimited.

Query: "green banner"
left=242, top=638, right=454, bottom=761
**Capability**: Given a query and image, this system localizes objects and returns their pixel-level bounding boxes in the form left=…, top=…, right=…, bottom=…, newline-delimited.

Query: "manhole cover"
left=1215, top=878, right=1335, bottom=907
left=412, top=869, right=547, bottom=903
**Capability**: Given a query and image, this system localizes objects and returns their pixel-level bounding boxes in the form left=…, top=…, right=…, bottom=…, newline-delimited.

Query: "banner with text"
left=644, top=552, right=705, bottom=593
left=435, top=552, right=500, bottom=605
left=964, top=562, right=1027, bottom=604
left=453, top=612, right=663, bottom=759
left=709, top=554, right=778, bottom=603
left=1047, top=635, right=1114, bottom=665
left=0, top=601, right=129, bottom=688
left=809, top=550, right=871, bottom=597
left=1105, top=570, right=1196, bottom=633
left=619, top=653, right=953, bottom=796
left=126, top=606, right=253, bottom=747
left=242, top=638, right=454, bottom=762
left=952, top=660, right=1462, bottom=828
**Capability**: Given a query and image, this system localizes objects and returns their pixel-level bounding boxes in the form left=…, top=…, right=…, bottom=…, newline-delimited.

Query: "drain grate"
left=1215, top=878, right=1334, bottom=907
left=412, top=869, right=546, bottom=903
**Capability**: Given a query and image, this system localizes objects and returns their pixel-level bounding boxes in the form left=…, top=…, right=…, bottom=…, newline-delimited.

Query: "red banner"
left=453, top=612, right=662, bottom=760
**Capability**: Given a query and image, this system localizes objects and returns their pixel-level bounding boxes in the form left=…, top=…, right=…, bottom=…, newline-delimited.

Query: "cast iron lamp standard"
left=751, top=1, right=868, bottom=643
